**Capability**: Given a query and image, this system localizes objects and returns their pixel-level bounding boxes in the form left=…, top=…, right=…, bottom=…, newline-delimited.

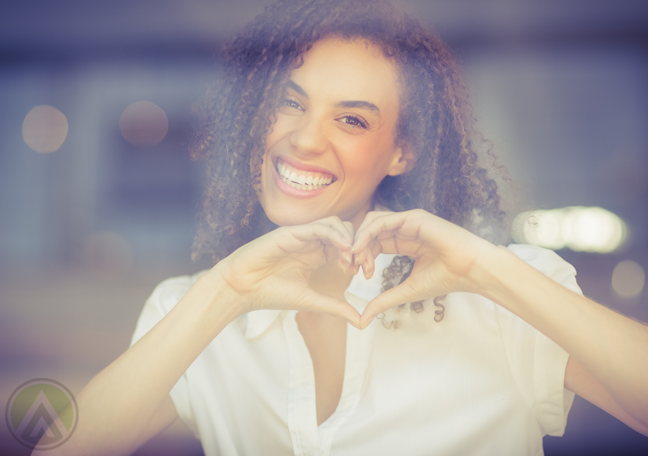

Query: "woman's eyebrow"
left=287, top=80, right=308, bottom=97
left=336, top=100, right=379, bottom=114
left=287, top=79, right=380, bottom=114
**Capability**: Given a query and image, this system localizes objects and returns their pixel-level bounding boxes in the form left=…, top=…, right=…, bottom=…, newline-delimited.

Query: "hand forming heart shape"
left=216, top=209, right=495, bottom=330
left=350, top=210, right=493, bottom=328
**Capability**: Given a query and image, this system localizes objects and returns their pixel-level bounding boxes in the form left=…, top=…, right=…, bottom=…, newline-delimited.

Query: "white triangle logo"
left=15, top=390, right=67, bottom=446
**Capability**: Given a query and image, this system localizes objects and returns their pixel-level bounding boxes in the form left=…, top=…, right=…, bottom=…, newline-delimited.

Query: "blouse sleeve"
left=130, top=273, right=205, bottom=438
left=496, top=244, right=582, bottom=437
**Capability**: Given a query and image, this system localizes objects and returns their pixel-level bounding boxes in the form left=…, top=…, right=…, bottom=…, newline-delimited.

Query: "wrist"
left=472, top=245, right=552, bottom=317
left=182, top=262, right=247, bottom=335
left=468, top=244, right=518, bottom=302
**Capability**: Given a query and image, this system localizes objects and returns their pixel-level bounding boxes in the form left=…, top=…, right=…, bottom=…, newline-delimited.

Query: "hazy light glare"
left=611, top=260, right=645, bottom=298
left=22, top=105, right=69, bottom=153
left=119, top=101, right=168, bottom=146
left=513, top=206, right=627, bottom=253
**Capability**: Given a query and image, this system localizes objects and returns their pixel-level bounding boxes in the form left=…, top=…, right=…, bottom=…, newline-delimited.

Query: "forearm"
left=476, top=246, right=648, bottom=426
left=35, top=266, right=241, bottom=456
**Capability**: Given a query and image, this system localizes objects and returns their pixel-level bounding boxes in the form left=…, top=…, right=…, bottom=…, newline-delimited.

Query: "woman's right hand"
left=207, top=216, right=361, bottom=327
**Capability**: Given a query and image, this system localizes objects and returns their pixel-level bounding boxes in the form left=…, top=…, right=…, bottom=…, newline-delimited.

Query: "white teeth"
left=276, top=160, right=334, bottom=190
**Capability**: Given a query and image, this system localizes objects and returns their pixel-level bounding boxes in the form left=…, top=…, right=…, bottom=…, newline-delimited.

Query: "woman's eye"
left=283, top=99, right=303, bottom=110
left=340, top=115, right=368, bottom=129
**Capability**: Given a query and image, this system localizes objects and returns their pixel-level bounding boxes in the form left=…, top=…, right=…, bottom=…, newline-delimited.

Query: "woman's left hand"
left=350, top=209, right=497, bottom=328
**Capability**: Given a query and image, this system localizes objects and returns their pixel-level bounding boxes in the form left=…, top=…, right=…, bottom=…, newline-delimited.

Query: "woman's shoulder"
left=131, top=270, right=208, bottom=347
left=147, top=270, right=208, bottom=313
left=506, top=244, right=579, bottom=292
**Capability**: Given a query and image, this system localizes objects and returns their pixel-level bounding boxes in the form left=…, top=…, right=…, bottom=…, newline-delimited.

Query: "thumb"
left=360, top=283, right=422, bottom=329
left=300, top=289, right=362, bottom=329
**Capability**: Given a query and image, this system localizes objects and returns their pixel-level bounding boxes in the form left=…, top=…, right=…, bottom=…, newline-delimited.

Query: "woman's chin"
left=264, top=209, right=321, bottom=227
left=259, top=199, right=370, bottom=229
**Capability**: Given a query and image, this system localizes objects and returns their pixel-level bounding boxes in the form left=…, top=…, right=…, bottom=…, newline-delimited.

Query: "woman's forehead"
left=289, top=37, right=400, bottom=111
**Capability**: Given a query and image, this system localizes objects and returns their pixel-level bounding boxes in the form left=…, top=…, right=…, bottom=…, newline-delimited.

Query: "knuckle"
left=275, top=225, right=291, bottom=236
left=364, top=211, right=378, bottom=222
left=414, top=208, right=430, bottom=219
left=325, top=215, right=342, bottom=223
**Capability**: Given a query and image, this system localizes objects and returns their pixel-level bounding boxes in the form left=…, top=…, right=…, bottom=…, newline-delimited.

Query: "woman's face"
left=257, top=37, right=409, bottom=228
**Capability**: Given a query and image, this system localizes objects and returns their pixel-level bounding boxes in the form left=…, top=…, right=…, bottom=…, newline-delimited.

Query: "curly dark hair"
left=190, top=0, right=511, bottom=323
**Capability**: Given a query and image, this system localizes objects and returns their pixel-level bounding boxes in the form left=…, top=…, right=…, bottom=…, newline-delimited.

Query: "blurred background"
left=1, top=0, right=647, bottom=454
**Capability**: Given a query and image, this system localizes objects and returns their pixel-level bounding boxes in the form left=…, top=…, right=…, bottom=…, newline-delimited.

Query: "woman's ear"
left=387, top=142, right=415, bottom=176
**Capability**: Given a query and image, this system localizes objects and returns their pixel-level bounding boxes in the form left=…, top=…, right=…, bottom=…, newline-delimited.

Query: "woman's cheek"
left=265, top=114, right=296, bottom=148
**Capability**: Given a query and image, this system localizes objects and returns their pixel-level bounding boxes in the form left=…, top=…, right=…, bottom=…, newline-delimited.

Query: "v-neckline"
left=282, top=298, right=376, bottom=456
left=295, top=311, right=348, bottom=427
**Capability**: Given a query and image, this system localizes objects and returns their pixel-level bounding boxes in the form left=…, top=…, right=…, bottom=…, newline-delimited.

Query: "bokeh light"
left=22, top=105, right=69, bottom=153
left=119, top=101, right=169, bottom=146
left=82, top=231, right=133, bottom=279
left=611, top=260, right=645, bottom=298
left=513, top=206, right=627, bottom=253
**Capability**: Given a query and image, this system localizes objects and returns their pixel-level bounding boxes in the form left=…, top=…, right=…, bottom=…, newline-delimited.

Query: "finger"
left=359, top=282, right=423, bottom=329
left=342, top=220, right=355, bottom=240
left=352, top=212, right=408, bottom=253
left=316, top=216, right=354, bottom=246
left=300, top=289, right=361, bottom=329
left=349, top=246, right=366, bottom=275
left=332, top=221, right=354, bottom=267
left=312, top=218, right=355, bottom=271
left=352, top=211, right=388, bottom=249
left=340, top=221, right=355, bottom=266
left=286, top=223, right=352, bottom=253
left=315, top=217, right=355, bottom=265
left=360, top=239, right=383, bottom=279
left=354, top=210, right=391, bottom=234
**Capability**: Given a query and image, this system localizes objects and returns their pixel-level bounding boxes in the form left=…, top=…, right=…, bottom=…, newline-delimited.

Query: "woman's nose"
left=289, top=112, right=328, bottom=156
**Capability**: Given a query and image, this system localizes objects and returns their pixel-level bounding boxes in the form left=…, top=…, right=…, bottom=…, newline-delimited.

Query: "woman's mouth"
left=275, top=158, right=336, bottom=191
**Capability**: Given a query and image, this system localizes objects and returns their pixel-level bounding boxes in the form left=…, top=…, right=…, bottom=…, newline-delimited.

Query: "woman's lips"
left=277, top=155, right=337, bottom=177
left=272, top=157, right=335, bottom=198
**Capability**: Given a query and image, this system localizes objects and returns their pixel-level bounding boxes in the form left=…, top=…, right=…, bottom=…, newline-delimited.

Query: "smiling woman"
left=36, top=0, right=648, bottom=455
left=190, top=0, right=506, bottom=267
left=258, top=37, right=409, bottom=228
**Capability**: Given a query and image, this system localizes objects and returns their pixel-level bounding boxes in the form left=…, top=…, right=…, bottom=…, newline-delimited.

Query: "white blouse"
left=131, top=244, right=579, bottom=456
